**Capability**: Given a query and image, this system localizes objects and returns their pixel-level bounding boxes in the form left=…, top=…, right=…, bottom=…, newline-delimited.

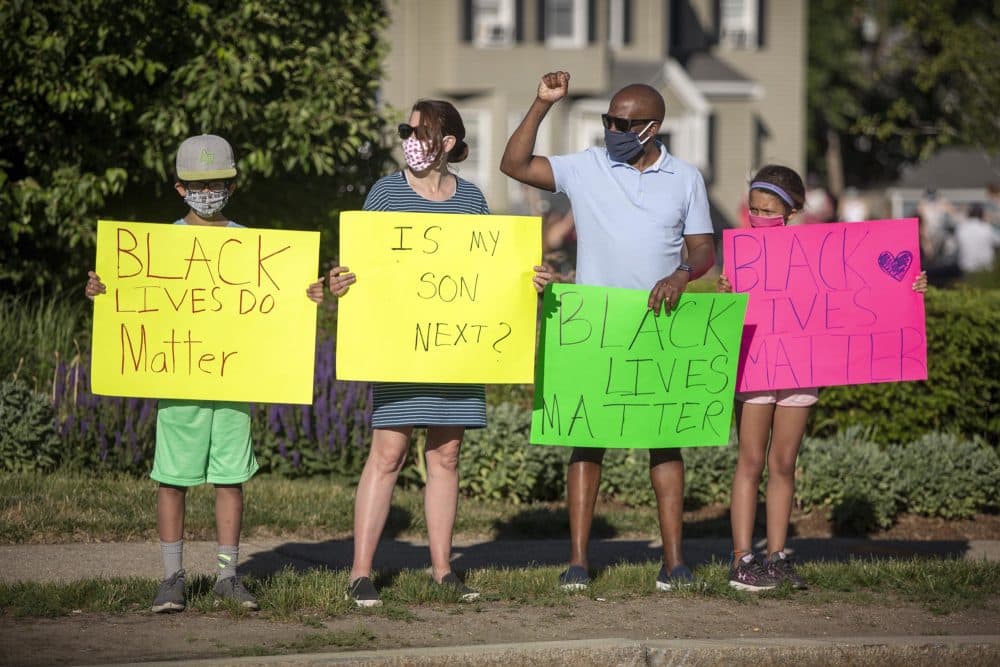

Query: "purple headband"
left=750, top=181, right=796, bottom=208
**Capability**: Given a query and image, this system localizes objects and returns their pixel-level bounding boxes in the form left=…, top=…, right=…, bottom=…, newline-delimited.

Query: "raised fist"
left=537, top=71, right=570, bottom=104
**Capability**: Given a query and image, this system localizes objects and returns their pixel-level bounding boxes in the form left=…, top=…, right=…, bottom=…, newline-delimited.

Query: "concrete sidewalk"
left=94, top=635, right=1000, bottom=667
left=2, top=536, right=997, bottom=583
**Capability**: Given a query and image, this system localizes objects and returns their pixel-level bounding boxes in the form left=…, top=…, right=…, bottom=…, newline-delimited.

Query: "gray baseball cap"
left=175, top=134, right=237, bottom=180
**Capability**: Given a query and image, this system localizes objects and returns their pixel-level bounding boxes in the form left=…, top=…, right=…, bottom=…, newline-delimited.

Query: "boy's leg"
left=214, top=484, right=243, bottom=580
left=350, top=427, right=412, bottom=582
left=566, top=447, right=605, bottom=569
left=423, top=426, right=464, bottom=582
left=157, top=484, right=187, bottom=578
left=764, top=406, right=809, bottom=555
left=731, top=401, right=774, bottom=556
left=649, top=448, right=685, bottom=570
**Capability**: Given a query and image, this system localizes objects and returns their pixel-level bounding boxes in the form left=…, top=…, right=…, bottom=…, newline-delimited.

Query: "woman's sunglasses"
left=601, top=114, right=658, bottom=133
left=398, top=123, right=421, bottom=140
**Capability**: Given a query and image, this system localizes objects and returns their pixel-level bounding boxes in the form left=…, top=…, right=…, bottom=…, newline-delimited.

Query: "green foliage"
left=1, top=0, right=392, bottom=289
left=797, top=427, right=903, bottom=532
left=813, top=288, right=999, bottom=444
left=459, top=402, right=568, bottom=504
left=897, top=433, right=1000, bottom=519
left=0, top=292, right=90, bottom=390
left=0, top=379, right=61, bottom=473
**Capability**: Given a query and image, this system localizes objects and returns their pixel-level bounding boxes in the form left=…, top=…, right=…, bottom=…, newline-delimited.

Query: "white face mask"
left=184, top=188, right=230, bottom=217
left=402, top=135, right=438, bottom=172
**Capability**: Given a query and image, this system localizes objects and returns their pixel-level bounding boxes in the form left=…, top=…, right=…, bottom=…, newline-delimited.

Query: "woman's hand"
left=306, top=277, right=325, bottom=304
left=85, top=270, right=106, bottom=300
left=716, top=274, right=733, bottom=293
left=328, top=265, right=356, bottom=297
left=532, top=264, right=554, bottom=293
left=912, top=270, right=928, bottom=293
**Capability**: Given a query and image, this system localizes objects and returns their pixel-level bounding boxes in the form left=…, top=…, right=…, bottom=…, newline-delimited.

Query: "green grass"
left=1, top=559, right=996, bottom=619
left=0, top=472, right=660, bottom=543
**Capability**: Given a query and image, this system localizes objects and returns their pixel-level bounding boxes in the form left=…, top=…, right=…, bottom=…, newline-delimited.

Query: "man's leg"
left=649, top=448, right=685, bottom=570
left=567, top=447, right=605, bottom=568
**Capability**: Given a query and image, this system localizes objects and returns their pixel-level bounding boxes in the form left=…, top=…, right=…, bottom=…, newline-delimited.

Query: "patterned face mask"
left=184, top=187, right=230, bottom=217
left=402, top=135, right=438, bottom=172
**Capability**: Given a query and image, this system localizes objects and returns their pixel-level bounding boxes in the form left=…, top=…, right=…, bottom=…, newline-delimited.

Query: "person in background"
left=954, top=203, right=998, bottom=274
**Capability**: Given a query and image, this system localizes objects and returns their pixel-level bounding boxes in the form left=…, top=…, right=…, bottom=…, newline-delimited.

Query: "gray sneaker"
left=768, top=551, right=808, bottom=590
left=213, top=576, right=260, bottom=610
left=151, top=569, right=186, bottom=613
left=346, top=576, right=382, bottom=608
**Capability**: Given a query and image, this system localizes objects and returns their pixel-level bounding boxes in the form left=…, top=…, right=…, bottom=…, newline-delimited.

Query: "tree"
left=0, top=0, right=391, bottom=290
left=856, top=0, right=1000, bottom=161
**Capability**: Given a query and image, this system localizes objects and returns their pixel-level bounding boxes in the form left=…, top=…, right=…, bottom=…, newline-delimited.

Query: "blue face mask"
left=604, top=121, right=655, bottom=163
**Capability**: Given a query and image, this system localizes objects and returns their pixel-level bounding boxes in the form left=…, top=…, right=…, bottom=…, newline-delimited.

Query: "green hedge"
left=812, top=288, right=999, bottom=443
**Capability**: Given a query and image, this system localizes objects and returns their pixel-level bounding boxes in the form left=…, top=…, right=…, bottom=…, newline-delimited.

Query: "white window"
left=455, top=109, right=491, bottom=193
left=473, top=0, right=515, bottom=47
left=546, top=0, right=587, bottom=49
left=608, top=0, right=626, bottom=50
left=719, top=0, right=758, bottom=49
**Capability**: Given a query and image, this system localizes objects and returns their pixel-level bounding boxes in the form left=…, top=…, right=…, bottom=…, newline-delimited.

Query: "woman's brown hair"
left=411, top=99, right=469, bottom=164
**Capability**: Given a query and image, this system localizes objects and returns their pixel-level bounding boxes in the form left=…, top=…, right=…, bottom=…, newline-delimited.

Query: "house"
left=885, top=147, right=1000, bottom=218
left=379, top=0, right=806, bottom=232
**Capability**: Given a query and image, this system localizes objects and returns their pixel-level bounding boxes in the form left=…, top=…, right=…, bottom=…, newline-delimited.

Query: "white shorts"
left=735, top=388, right=819, bottom=407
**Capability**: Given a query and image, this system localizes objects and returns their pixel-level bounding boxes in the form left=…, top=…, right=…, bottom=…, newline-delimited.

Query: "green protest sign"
left=531, top=284, right=748, bottom=448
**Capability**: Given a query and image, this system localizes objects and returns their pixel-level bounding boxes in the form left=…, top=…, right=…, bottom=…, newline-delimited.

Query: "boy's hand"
left=912, top=270, right=928, bottom=293
left=85, top=270, right=106, bottom=300
left=716, top=274, right=733, bottom=293
left=328, top=265, right=356, bottom=297
left=306, top=277, right=325, bottom=304
left=532, top=264, right=554, bottom=293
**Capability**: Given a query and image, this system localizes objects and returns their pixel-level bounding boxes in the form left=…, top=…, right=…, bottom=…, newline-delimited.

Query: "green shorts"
left=151, top=399, right=258, bottom=487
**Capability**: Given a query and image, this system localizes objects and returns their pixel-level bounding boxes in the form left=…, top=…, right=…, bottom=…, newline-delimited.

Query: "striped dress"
left=364, top=171, right=490, bottom=429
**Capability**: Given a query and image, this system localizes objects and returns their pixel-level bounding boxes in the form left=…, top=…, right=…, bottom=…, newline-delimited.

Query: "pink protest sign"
left=722, top=219, right=927, bottom=391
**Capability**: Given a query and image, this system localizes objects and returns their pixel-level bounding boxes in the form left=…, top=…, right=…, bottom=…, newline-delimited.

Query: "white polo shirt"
left=549, top=144, right=713, bottom=290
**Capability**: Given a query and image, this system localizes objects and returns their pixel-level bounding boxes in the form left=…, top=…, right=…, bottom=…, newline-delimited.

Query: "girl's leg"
left=424, top=426, right=465, bottom=582
left=157, top=484, right=187, bottom=543
left=214, top=484, right=243, bottom=547
left=350, top=427, right=413, bottom=582
left=730, top=402, right=774, bottom=555
left=765, top=405, right=810, bottom=555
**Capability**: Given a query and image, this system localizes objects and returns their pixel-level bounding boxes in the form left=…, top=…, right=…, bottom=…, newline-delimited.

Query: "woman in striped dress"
left=328, top=100, right=551, bottom=606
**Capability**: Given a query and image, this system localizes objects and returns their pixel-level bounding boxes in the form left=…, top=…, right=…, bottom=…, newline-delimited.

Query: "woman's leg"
left=730, top=402, right=774, bottom=555
left=350, top=427, right=412, bottom=582
left=424, top=426, right=465, bottom=582
left=765, top=406, right=810, bottom=555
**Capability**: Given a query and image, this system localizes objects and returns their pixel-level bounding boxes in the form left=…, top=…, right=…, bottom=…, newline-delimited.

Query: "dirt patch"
left=2, top=594, right=998, bottom=666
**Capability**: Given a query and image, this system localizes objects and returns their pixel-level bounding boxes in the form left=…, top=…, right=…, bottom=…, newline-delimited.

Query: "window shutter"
left=623, top=0, right=632, bottom=45
left=757, top=0, right=767, bottom=47
left=588, top=0, right=596, bottom=43
left=712, top=0, right=721, bottom=44
left=537, top=0, right=546, bottom=41
left=462, top=0, right=473, bottom=42
left=515, top=0, right=525, bottom=41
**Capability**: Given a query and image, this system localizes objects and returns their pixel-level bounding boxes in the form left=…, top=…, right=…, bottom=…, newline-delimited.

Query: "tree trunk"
left=825, top=128, right=845, bottom=197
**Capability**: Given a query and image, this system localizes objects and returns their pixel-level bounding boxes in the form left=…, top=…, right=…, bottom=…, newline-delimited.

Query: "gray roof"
left=896, top=147, right=1000, bottom=189
left=608, top=60, right=665, bottom=93
left=684, top=53, right=753, bottom=82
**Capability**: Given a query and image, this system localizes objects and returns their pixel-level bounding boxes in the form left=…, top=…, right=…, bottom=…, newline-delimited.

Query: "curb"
left=91, top=635, right=1000, bottom=667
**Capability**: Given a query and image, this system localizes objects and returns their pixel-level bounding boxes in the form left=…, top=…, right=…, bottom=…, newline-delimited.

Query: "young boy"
left=86, top=134, right=325, bottom=612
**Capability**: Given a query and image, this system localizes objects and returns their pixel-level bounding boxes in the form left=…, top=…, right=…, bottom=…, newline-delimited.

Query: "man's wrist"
left=675, top=263, right=692, bottom=280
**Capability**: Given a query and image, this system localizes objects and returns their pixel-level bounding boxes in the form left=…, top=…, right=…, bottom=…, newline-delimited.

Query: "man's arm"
left=647, top=233, right=716, bottom=315
left=500, top=71, right=571, bottom=193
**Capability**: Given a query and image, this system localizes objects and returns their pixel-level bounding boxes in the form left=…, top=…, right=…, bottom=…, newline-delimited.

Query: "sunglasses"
left=182, top=179, right=230, bottom=191
left=397, top=123, right=422, bottom=140
left=601, top=114, right=658, bottom=133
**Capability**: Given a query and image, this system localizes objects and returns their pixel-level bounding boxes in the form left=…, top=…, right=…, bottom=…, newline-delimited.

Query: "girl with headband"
left=717, top=165, right=927, bottom=591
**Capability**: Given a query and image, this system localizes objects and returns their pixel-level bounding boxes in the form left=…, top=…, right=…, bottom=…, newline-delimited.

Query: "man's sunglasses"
left=601, top=114, right=658, bottom=133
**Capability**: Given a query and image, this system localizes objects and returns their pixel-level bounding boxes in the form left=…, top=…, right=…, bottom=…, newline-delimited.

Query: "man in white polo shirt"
left=501, top=71, right=715, bottom=591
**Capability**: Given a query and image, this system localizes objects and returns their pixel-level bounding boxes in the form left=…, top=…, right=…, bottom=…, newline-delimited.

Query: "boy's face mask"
left=184, top=187, right=230, bottom=217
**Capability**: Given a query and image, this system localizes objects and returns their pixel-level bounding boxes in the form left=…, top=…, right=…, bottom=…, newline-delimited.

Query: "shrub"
left=0, top=379, right=62, bottom=473
left=896, top=432, right=1000, bottom=519
left=796, top=427, right=903, bottom=531
left=813, top=288, right=999, bottom=444
left=459, top=402, right=567, bottom=504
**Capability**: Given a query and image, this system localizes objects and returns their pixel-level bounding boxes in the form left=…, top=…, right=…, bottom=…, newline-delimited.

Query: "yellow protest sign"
left=90, top=220, right=320, bottom=404
left=336, top=211, right=541, bottom=383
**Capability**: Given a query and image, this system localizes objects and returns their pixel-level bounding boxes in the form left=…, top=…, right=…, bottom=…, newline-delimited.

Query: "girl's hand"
left=85, top=270, right=106, bottom=300
left=912, top=270, right=928, bottom=293
left=532, top=264, right=555, bottom=293
left=328, top=265, right=356, bottom=297
left=716, top=274, right=733, bottom=293
left=306, top=277, right=325, bottom=304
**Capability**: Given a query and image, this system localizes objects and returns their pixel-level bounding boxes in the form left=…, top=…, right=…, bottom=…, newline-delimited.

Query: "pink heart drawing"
left=877, top=250, right=913, bottom=281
